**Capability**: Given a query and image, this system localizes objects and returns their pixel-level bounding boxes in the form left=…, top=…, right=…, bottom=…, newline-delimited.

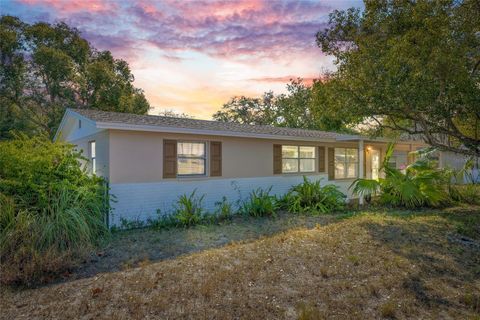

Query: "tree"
left=315, top=0, right=480, bottom=157
left=213, top=79, right=352, bottom=132
left=213, top=91, right=278, bottom=125
left=157, top=109, right=194, bottom=119
left=0, top=16, right=150, bottom=139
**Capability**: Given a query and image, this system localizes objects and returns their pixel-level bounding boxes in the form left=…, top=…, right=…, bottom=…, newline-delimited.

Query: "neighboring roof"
left=69, top=109, right=349, bottom=141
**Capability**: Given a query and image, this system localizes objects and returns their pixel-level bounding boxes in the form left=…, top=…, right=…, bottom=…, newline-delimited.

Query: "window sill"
left=331, top=178, right=358, bottom=181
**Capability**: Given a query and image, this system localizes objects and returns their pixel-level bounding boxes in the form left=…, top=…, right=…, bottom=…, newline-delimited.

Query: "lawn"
left=1, top=205, right=479, bottom=319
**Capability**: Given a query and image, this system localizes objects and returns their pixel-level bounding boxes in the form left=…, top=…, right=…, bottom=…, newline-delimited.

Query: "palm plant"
left=350, top=143, right=448, bottom=208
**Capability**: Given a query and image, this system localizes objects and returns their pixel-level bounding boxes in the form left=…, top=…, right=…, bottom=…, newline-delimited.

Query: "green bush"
left=0, top=135, right=108, bottom=285
left=239, top=187, right=277, bottom=217
left=444, top=159, right=480, bottom=205
left=147, top=210, right=178, bottom=230
left=173, top=190, right=205, bottom=227
left=350, top=143, right=448, bottom=208
left=214, top=196, right=234, bottom=222
left=448, top=184, right=480, bottom=205
left=284, top=177, right=346, bottom=214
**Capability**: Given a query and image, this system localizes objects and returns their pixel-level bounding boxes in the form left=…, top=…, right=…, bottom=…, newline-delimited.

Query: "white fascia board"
left=53, top=110, right=71, bottom=142
left=335, top=135, right=425, bottom=145
left=335, top=135, right=363, bottom=141
left=95, top=122, right=338, bottom=142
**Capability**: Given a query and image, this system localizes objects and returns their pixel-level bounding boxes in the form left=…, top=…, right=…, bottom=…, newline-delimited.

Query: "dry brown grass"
left=1, top=207, right=479, bottom=319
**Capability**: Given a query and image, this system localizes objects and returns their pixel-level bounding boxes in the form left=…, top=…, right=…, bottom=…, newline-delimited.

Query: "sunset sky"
left=2, top=0, right=363, bottom=119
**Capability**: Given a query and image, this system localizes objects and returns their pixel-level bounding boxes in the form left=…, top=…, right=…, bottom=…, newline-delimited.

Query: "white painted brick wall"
left=108, top=173, right=354, bottom=226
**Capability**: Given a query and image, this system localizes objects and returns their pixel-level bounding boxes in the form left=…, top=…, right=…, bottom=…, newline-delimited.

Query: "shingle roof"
left=72, top=109, right=347, bottom=140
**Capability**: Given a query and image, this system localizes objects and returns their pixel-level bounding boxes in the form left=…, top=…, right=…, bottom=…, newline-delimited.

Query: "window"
left=177, top=142, right=206, bottom=175
left=281, top=145, right=315, bottom=173
left=89, top=141, right=96, bottom=174
left=334, top=148, right=358, bottom=179
left=387, top=156, right=397, bottom=169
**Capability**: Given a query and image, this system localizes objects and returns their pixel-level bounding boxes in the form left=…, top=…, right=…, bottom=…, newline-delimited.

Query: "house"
left=55, top=109, right=457, bottom=226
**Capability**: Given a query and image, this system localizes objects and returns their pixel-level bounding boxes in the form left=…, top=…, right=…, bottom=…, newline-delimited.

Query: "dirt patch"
left=74, top=212, right=341, bottom=280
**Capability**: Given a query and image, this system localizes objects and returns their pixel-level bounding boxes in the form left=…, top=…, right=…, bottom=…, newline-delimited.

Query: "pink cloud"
left=19, top=0, right=115, bottom=13
left=250, top=76, right=323, bottom=86
left=126, top=0, right=331, bottom=59
left=5, top=0, right=363, bottom=118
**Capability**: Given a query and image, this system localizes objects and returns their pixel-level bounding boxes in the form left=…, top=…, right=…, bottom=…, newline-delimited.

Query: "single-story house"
left=55, top=109, right=466, bottom=226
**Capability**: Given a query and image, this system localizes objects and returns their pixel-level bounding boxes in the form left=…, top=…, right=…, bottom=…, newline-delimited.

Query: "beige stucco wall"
left=108, top=130, right=354, bottom=184
left=106, top=129, right=423, bottom=184
left=71, top=130, right=109, bottom=179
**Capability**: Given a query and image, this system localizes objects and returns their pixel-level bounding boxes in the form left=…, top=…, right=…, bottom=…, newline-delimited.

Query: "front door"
left=371, top=150, right=380, bottom=180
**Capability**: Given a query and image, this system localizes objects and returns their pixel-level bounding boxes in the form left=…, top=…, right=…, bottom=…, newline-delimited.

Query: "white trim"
left=177, top=140, right=208, bottom=177
left=336, top=136, right=425, bottom=145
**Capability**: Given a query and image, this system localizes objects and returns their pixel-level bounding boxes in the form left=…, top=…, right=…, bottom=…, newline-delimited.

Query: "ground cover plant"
left=282, top=176, right=346, bottom=214
left=239, top=187, right=278, bottom=217
left=1, top=205, right=479, bottom=319
left=0, top=135, right=108, bottom=285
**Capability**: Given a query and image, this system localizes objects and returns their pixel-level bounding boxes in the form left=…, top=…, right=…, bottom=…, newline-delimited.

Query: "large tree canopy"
left=316, top=0, right=480, bottom=156
left=0, top=16, right=150, bottom=139
left=213, top=79, right=351, bottom=132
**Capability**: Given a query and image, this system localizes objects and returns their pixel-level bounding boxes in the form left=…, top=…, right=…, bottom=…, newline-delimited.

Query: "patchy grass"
left=1, top=206, right=479, bottom=319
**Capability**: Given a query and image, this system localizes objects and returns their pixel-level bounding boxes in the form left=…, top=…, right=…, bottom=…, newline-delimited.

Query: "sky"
left=2, top=0, right=363, bottom=119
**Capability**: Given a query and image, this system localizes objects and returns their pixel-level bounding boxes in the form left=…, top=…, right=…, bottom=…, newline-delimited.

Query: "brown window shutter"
left=328, top=147, right=335, bottom=180
left=273, top=144, right=282, bottom=174
left=210, top=141, right=222, bottom=177
left=163, top=140, right=177, bottom=178
left=318, top=146, right=326, bottom=172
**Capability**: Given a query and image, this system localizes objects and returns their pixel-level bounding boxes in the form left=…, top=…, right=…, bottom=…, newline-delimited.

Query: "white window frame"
left=177, top=141, right=207, bottom=177
left=281, top=145, right=316, bottom=174
left=387, top=155, right=397, bottom=169
left=89, top=140, right=96, bottom=174
left=334, top=148, right=358, bottom=179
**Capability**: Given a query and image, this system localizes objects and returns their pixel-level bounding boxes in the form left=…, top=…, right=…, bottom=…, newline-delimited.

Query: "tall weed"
left=173, top=190, right=205, bottom=227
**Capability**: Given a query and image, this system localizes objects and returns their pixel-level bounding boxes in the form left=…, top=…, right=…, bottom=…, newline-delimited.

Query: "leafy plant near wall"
left=443, top=158, right=480, bottom=205
left=214, top=196, right=234, bottom=222
left=0, top=134, right=108, bottom=285
left=350, top=143, right=448, bottom=208
left=173, top=190, right=205, bottom=227
left=239, top=187, right=278, bottom=217
left=282, top=177, right=346, bottom=214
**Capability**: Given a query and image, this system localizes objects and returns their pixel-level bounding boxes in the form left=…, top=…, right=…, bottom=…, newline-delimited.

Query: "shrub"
left=239, top=187, right=277, bottom=217
left=0, top=135, right=108, bottom=285
left=444, top=159, right=480, bottom=205
left=173, top=190, right=205, bottom=227
left=147, top=210, right=178, bottom=230
left=448, top=184, right=480, bottom=205
left=350, top=143, right=448, bottom=208
left=214, top=196, right=234, bottom=222
left=284, top=177, right=346, bottom=214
